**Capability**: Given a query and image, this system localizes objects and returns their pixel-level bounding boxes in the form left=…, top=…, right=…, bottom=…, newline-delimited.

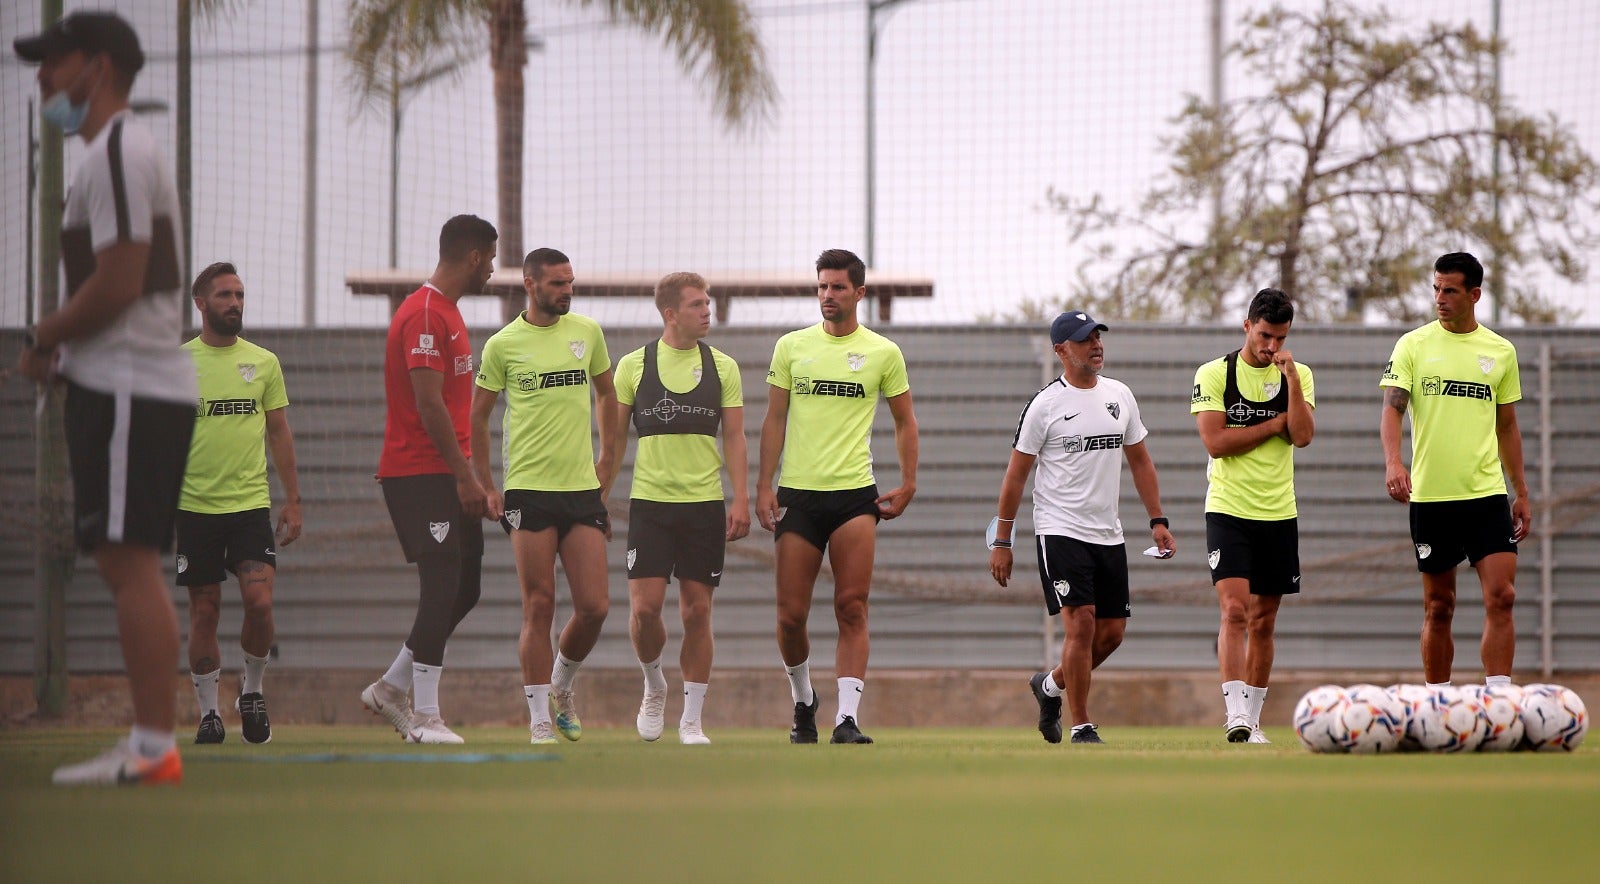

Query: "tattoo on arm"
left=1384, top=387, right=1410, bottom=413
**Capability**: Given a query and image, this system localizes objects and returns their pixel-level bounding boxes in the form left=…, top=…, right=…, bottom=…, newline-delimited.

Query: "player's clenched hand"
left=17, top=344, right=56, bottom=383
left=875, top=484, right=916, bottom=520
left=1272, top=348, right=1298, bottom=379
left=1152, top=523, right=1176, bottom=557
left=989, top=547, right=1012, bottom=587
left=1511, top=494, right=1532, bottom=543
left=1384, top=462, right=1411, bottom=503
left=485, top=488, right=504, bottom=523
left=275, top=500, right=303, bottom=547
left=726, top=497, right=750, bottom=541
left=756, top=487, right=779, bottom=532
left=456, top=475, right=489, bottom=520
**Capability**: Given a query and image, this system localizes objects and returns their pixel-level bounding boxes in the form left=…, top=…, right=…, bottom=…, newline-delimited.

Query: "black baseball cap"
left=14, top=11, right=145, bottom=76
left=1050, top=310, right=1109, bottom=344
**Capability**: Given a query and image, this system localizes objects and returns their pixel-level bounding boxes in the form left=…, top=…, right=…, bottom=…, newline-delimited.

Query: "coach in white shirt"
left=988, top=311, right=1176, bottom=745
left=16, top=11, right=196, bottom=787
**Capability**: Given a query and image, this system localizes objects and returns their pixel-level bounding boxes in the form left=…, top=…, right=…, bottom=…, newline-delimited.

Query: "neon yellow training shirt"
left=1380, top=321, right=1520, bottom=501
left=766, top=323, right=910, bottom=491
left=180, top=337, right=289, bottom=514
left=476, top=312, right=611, bottom=491
left=615, top=341, right=743, bottom=503
left=1190, top=355, right=1315, bottom=520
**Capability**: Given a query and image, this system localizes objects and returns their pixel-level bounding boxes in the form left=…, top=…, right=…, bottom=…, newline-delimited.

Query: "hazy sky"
left=3, top=0, right=1597, bottom=330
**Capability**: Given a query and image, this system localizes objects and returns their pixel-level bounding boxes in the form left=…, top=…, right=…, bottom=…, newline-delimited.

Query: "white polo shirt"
left=1013, top=375, right=1147, bottom=545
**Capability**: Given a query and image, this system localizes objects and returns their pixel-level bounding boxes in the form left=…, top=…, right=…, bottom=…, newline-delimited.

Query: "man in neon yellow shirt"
left=1380, top=252, right=1529, bottom=690
left=757, top=249, right=919, bottom=745
left=1191, top=288, right=1315, bottom=743
left=472, top=248, right=617, bottom=745
left=601, top=272, right=749, bottom=745
left=177, top=262, right=302, bottom=746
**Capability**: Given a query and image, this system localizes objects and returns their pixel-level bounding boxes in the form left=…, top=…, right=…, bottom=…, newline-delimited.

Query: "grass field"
left=2, top=725, right=1597, bottom=882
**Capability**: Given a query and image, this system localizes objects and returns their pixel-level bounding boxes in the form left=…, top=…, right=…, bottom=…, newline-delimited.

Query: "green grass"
left=2, top=726, right=1597, bottom=882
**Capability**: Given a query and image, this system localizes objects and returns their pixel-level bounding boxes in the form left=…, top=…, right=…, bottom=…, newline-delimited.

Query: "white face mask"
left=41, top=60, right=100, bottom=135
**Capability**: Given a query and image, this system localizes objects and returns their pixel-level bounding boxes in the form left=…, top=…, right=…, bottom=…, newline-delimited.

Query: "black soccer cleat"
left=1029, top=672, right=1063, bottom=744
left=830, top=715, right=874, bottom=744
left=1070, top=723, right=1105, bottom=744
left=790, top=694, right=820, bottom=744
left=236, top=692, right=272, bottom=745
left=195, top=711, right=225, bottom=744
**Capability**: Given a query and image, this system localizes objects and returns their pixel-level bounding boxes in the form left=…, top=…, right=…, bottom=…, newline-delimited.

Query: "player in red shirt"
left=361, top=215, right=497, bottom=744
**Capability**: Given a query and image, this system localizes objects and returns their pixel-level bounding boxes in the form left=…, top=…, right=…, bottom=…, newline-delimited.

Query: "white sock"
left=682, top=681, right=708, bottom=724
left=1425, top=681, right=1453, bottom=689
left=242, top=651, right=269, bottom=695
left=128, top=725, right=176, bottom=760
left=640, top=657, right=668, bottom=694
left=1243, top=685, right=1268, bottom=724
left=382, top=644, right=414, bottom=690
left=784, top=659, right=814, bottom=705
left=524, top=684, right=551, bottom=726
left=1222, top=680, right=1247, bottom=718
left=837, top=677, right=865, bottom=725
left=192, top=668, right=220, bottom=715
left=1485, top=674, right=1512, bottom=687
left=1040, top=671, right=1064, bottom=698
left=412, top=662, right=442, bottom=715
left=551, top=651, right=582, bottom=693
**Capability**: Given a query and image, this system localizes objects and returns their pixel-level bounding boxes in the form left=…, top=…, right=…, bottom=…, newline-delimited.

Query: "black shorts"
left=381, top=473, right=485, bottom=563
left=1409, top=495, right=1517, bottom=573
left=1034, top=535, right=1132, bottom=618
left=501, top=488, right=609, bottom=539
left=175, top=508, right=276, bottom=586
left=773, top=485, right=880, bottom=551
left=1205, top=512, right=1301, bottom=595
left=626, top=499, right=726, bottom=586
left=65, top=381, right=194, bottom=553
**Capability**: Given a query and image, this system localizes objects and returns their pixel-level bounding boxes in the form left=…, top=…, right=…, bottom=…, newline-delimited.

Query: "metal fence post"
left=1538, top=343, right=1553, bottom=678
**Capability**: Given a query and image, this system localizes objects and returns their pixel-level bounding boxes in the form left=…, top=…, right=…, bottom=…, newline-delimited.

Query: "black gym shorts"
left=501, top=488, right=610, bottom=539
left=175, top=508, right=276, bottom=586
left=1034, top=534, right=1132, bottom=619
left=626, top=499, right=726, bottom=586
left=773, top=485, right=880, bottom=551
left=1204, top=512, right=1301, bottom=595
left=1409, top=495, right=1517, bottom=574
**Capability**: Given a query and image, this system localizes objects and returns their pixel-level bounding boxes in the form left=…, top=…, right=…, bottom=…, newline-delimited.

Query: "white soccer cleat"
left=1225, top=713, right=1253, bottom=743
left=405, top=713, right=465, bottom=745
left=52, top=739, right=183, bottom=787
left=637, top=689, right=667, bottom=742
left=1247, top=725, right=1271, bottom=744
left=678, top=720, right=711, bottom=745
left=361, top=680, right=414, bottom=736
left=529, top=719, right=558, bottom=745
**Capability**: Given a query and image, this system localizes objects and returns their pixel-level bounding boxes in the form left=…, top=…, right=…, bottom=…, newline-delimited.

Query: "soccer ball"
left=1387, top=684, right=1435, bottom=751
left=1293, top=685, right=1350, bottom=753
left=1471, top=684, right=1525, bottom=752
left=1339, top=684, right=1405, bottom=754
left=1417, top=686, right=1486, bottom=753
left=1522, top=686, right=1588, bottom=752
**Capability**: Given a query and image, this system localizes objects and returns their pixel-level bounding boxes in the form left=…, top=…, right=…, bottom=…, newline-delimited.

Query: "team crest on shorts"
left=627, top=548, right=637, bottom=569
left=1208, top=549, right=1221, bottom=570
left=1478, top=355, right=1495, bottom=374
left=176, top=555, right=188, bottom=574
left=1053, top=580, right=1070, bottom=602
left=847, top=352, right=866, bottom=372
left=569, top=340, right=586, bottom=360
left=236, top=363, right=257, bottom=383
left=505, top=509, right=522, bottom=530
left=1104, top=401, right=1121, bottom=420
left=1416, top=543, right=1432, bottom=559
left=429, top=521, right=451, bottom=543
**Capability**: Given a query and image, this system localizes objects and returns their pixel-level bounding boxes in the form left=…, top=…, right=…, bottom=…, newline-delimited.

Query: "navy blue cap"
left=14, top=11, right=144, bottom=76
left=1050, top=310, right=1108, bottom=344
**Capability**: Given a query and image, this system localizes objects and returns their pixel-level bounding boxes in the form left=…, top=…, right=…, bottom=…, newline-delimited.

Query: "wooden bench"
left=345, top=268, right=933, bottom=323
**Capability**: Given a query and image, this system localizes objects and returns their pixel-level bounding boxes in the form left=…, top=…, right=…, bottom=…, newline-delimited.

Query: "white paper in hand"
left=1142, top=546, right=1174, bottom=559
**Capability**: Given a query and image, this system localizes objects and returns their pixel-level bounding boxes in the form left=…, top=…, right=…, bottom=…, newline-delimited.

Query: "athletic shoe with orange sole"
left=52, top=739, right=183, bottom=787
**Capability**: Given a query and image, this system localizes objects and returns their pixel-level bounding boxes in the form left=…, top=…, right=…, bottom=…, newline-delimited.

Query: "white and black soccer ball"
left=1339, top=684, right=1405, bottom=754
left=1293, top=685, right=1350, bottom=753
left=1471, top=684, right=1526, bottom=752
left=1417, top=685, right=1485, bottom=753
left=1521, top=685, right=1588, bottom=752
left=1387, top=684, right=1435, bottom=752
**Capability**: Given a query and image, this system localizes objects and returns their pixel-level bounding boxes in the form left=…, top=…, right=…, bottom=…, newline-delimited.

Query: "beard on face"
left=207, top=307, right=242, bottom=337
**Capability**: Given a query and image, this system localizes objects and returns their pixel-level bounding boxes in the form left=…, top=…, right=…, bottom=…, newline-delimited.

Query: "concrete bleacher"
left=2, top=323, right=1597, bottom=676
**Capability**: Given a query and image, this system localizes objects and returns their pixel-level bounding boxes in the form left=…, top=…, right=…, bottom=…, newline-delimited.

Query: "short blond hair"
left=654, top=271, right=709, bottom=314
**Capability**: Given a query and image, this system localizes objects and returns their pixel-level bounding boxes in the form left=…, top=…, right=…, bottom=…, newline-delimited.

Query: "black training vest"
left=632, top=341, right=722, bottom=438
left=1222, top=350, right=1289, bottom=428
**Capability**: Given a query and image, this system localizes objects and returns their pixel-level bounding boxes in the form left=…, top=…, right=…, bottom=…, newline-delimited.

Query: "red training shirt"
left=378, top=283, right=474, bottom=478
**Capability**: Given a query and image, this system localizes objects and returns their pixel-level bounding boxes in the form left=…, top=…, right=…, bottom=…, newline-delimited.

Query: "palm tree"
left=347, top=0, right=777, bottom=319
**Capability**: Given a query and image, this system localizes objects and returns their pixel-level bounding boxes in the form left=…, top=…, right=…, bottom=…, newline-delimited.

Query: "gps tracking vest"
left=632, top=341, right=722, bottom=438
left=1222, top=349, right=1288, bottom=428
